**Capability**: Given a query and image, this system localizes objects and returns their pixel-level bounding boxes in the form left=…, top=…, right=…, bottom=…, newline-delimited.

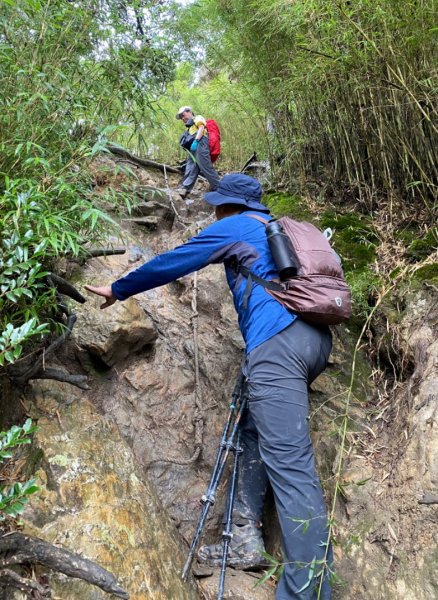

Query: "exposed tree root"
left=0, top=567, right=50, bottom=596
left=12, top=314, right=77, bottom=386
left=0, top=532, right=129, bottom=599
left=32, top=367, right=90, bottom=390
left=68, top=247, right=126, bottom=267
left=47, top=273, right=86, bottom=304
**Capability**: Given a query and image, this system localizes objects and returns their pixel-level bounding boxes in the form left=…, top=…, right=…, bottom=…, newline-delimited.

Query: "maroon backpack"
left=239, top=215, right=352, bottom=326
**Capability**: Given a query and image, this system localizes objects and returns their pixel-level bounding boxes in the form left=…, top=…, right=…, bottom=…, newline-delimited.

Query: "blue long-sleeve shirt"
left=112, top=211, right=296, bottom=353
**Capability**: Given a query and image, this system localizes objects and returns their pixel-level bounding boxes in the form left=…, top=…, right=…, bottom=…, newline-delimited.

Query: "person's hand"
left=83, top=285, right=117, bottom=309
left=190, top=139, right=199, bottom=152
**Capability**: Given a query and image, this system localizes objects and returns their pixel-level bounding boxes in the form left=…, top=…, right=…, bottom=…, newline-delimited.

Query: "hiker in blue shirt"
left=85, top=173, right=333, bottom=600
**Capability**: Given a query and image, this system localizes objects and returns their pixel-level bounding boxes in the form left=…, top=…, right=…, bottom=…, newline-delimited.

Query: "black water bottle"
left=266, top=221, right=298, bottom=281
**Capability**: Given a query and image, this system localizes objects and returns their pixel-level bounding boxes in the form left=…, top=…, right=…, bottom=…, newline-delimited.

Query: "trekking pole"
left=218, top=407, right=245, bottom=600
left=181, top=370, right=245, bottom=582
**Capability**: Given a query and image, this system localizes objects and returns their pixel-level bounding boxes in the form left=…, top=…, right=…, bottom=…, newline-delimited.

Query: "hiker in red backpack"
left=176, top=106, right=220, bottom=199
left=84, top=174, right=335, bottom=600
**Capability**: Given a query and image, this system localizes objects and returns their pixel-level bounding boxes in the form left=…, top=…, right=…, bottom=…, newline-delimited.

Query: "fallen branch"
left=69, top=247, right=127, bottom=265
left=0, top=532, right=129, bottom=599
left=108, top=144, right=180, bottom=174
left=82, top=247, right=126, bottom=259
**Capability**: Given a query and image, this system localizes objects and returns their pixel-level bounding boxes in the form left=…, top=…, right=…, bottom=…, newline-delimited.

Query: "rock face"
left=332, top=287, right=438, bottom=600
left=17, top=161, right=438, bottom=600
left=74, top=297, right=157, bottom=367
left=25, top=381, right=197, bottom=600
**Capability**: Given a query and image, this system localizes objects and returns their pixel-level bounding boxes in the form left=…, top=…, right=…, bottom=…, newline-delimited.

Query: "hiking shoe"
left=197, top=523, right=267, bottom=570
left=176, top=187, right=189, bottom=199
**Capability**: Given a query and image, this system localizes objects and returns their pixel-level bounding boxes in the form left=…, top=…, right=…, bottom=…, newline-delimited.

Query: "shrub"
left=0, top=419, right=39, bottom=521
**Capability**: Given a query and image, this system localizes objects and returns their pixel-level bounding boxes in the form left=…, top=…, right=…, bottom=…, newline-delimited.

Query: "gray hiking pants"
left=182, top=136, right=220, bottom=192
left=236, top=319, right=333, bottom=600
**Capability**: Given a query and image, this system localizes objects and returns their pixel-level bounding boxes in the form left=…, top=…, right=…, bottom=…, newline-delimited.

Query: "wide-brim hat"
left=176, top=105, right=192, bottom=119
left=204, top=173, right=269, bottom=213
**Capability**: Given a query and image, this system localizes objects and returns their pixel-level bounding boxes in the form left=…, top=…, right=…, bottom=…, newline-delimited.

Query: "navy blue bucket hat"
left=204, top=173, right=270, bottom=213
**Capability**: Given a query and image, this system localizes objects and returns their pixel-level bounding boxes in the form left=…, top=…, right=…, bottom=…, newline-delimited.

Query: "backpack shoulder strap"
left=244, top=213, right=270, bottom=225
left=236, top=213, right=283, bottom=308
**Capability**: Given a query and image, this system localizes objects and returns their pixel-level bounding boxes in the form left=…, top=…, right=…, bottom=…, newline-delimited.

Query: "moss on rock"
left=397, top=227, right=437, bottom=261
left=264, top=192, right=314, bottom=222
left=319, top=212, right=378, bottom=273
left=412, top=263, right=438, bottom=284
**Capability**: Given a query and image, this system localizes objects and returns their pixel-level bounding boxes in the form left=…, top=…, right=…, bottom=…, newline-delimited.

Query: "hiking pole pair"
left=181, top=369, right=247, bottom=599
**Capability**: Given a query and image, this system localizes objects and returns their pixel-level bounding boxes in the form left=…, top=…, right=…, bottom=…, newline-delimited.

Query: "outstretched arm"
left=83, top=285, right=117, bottom=309
left=84, top=217, right=241, bottom=306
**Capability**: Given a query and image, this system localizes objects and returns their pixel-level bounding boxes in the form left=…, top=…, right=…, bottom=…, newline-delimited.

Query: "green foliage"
left=412, top=263, right=438, bottom=284
left=0, top=419, right=39, bottom=520
left=405, top=228, right=438, bottom=261
left=255, top=551, right=284, bottom=587
left=191, top=0, right=437, bottom=209
left=264, top=192, right=314, bottom=222
left=320, top=212, right=379, bottom=273
left=0, top=0, right=176, bottom=367
left=0, top=175, right=118, bottom=366
left=347, top=269, right=382, bottom=321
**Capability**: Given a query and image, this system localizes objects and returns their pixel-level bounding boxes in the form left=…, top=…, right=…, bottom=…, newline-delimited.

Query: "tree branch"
left=108, top=144, right=181, bottom=174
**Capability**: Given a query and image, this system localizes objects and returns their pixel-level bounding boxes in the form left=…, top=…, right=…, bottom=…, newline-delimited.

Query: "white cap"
left=176, top=106, right=192, bottom=119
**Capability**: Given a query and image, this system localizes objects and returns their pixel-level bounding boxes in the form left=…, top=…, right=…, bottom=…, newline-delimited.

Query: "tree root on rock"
left=31, top=367, right=90, bottom=390
left=70, top=247, right=127, bottom=265
left=0, top=532, right=129, bottom=599
left=11, top=314, right=78, bottom=386
left=7, top=274, right=90, bottom=391
left=0, top=567, right=50, bottom=597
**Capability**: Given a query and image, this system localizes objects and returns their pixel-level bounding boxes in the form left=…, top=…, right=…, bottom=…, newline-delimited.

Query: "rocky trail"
left=8, top=157, right=438, bottom=600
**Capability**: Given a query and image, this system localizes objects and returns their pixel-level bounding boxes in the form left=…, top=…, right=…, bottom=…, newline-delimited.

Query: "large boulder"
left=73, top=297, right=157, bottom=367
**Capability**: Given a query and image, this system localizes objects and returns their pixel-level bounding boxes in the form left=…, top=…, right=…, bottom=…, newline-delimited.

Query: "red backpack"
left=206, top=119, right=221, bottom=163
left=238, top=215, right=352, bottom=326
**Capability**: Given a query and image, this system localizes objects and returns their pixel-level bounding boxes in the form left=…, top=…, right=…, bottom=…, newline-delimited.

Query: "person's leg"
left=182, top=155, right=200, bottom=193
left=197, top=403, right=270, bottom=568
left=230, top=401, right=270, bottom=524
left=196, top=137, right=220, bottom=190
left=246, top=320, right=332, bottom=600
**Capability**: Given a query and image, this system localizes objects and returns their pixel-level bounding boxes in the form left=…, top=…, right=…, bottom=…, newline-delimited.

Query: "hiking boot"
left=197, top=522, right=267, bottom=570
left=176, top=187, right=189, bottom=199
